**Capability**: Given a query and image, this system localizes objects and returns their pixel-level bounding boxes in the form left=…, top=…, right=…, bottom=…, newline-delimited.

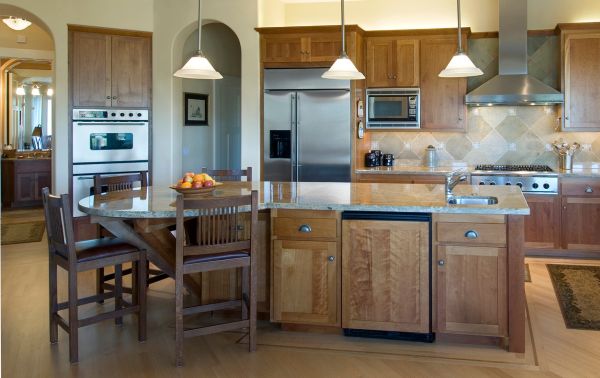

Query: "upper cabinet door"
left=72, top=32, right=111, bottom=107
left=563, top=33, right=600, bottom=131
left=306, top=34, right=342, bottom=63
left=111, top=35, right=151, bottom=108
left=419, top=38, right=467, bottom=131
left=262, top=35, right=305, bottom=63
left=366, top=37, right=395, bottom=87
left=394, top=39, right=420, bottom=87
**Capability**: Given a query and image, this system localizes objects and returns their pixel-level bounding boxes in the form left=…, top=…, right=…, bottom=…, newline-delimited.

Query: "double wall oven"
left=72, top=109, right=149, bottom=216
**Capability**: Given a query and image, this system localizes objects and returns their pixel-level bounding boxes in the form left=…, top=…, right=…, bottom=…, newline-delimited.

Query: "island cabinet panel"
left=366, top=37, right=419, bottom=88
left=272, top=240, right=338, bottom=325
left=436, top=245, right=507, bottom=337
left=341, top=220, right=430, bottom=333
left=561, top=179, right=600, bottom=251
left=523, top=194, right=562, bottom=250
left=561, top=29, right=600, bottom=131
left=419, top=38, right=467, bottom=131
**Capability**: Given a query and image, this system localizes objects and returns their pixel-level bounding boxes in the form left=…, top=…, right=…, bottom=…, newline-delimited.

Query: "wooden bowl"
left=169, top=182, right=223, bottom=196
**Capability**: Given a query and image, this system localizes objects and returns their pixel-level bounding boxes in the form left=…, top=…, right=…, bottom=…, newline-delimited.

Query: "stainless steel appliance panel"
left=296, top=90, right=351, bottom=182
left=264, top=68, right=349, bottom=91
left=73, top=121, right=149, bottom=163
left=366, top=88, right=420, bottom=129
left=263, top=91, right=294, bottom=182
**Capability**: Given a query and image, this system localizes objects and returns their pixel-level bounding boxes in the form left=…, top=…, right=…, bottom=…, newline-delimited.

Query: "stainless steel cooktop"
left=471, top=164, right=558, bottom=194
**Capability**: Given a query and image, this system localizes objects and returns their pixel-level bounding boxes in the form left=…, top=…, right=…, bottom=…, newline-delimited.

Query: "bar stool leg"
left=175, top=268, right=184, bottom=367
left=249, top=260, right=257, bottom=352
left=138, top=255, right=147, bottom=342
left=49, top=254, right=58, bottom=343
left=68, top=269, right=79, bottom=363
left=95, top=268, right=105, bottom=304
left=241, top=266, right=249, bottom=320
left=115, top=264, right=123, bottom=325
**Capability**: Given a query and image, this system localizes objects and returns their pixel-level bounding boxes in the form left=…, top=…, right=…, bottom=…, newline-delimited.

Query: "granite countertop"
left=78, top=181, right=529, bottom=219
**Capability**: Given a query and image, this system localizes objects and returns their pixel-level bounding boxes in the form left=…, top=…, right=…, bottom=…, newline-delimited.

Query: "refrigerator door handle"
left=290, top=93, right=296, bottom=182
left=295, top=95, right=300, bottom=182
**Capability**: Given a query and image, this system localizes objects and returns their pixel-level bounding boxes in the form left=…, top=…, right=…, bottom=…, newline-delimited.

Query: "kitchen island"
left=79, top=181, right=529, bottom=353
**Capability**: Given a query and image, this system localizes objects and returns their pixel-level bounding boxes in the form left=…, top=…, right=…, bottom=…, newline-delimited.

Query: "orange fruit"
left=180, top=181, right=192, bottom=189
left=192, top=174, right=204, bottom=182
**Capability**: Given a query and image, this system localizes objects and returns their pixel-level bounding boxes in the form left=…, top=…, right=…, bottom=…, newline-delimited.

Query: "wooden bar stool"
left=174, top=191, right=258, bottom=366
left=42, top=188, right=147, bottom=363
left=93, top=171, right=168, bottom=301
left=201, top=167, right=252, bottom=182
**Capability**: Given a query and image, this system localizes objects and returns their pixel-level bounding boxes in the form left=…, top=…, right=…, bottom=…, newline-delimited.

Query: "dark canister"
left=371, top=150, right=382, bottom=166
left=365, top=151, right=378, bottom=167
left=382, top=153, right=395, bottom=166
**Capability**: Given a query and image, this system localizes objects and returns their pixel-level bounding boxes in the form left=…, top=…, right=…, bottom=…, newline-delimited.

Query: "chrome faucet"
left=445, top=169, right=470, bottom=196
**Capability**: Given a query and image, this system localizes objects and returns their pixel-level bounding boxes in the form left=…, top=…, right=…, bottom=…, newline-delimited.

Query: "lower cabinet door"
left=562, top=196, right=600, bottom=251
left=524, top=194, right=561, bottom=249
left=35, top=172, right=52, bottom=200
left=272, top=239, right=338, bottom=325
left=15, top=173, right=37, bottom=202
left=437, top=245, right=507, bottom=336
left=341, top=220, right=430, bottom=333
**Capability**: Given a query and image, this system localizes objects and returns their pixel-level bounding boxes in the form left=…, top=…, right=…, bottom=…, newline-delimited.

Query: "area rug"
left=525, top=264, right=531, bottom=282
left=547, top=264, right=600, bottom=331
left=1, top=221, right=45, bottom=245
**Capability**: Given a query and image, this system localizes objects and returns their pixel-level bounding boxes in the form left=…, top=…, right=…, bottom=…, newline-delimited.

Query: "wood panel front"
left=524, top=194, right=561, bottom=249
left=307, top=34, right=342, bottom=62
left=366, top=37, right=395, bottom=87
left=561, top=179, right=600, bottom=196
left=355, top=173, right=445, bottom=184
left=419, top=38, right=467, bottom=131
left=394, top=39, right=419, bottom=87
left=437, top=222, right=507, bottom=246
left=561, top=196, right=600, bottom=251
left=272, top=239, right=338, bottom=325
left=110, top=35, right=151, bottom=108
left=342, top=220, right=429, bottom=333
left=261, top=35, right=305, bottom=63
left=272, top=217, right=337, bottom=240
left=72, top=32, right=111, bottom=107
left=437, top=245, right=507, bottom=337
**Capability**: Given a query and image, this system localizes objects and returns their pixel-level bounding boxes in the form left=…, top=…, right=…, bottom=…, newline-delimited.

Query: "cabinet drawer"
left=437, top=223, right=506, bottom=246
left=562, top=180, right=600, bottom=196
left=273, top=217, right=337, bottom=239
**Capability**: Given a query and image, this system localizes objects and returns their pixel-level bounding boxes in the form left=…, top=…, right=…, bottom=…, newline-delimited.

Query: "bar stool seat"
left=183, top=251, right=249, bottom=264
left=72, top=238, right=141, bottom=263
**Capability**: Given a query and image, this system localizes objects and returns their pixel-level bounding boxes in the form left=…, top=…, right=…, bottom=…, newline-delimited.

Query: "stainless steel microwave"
left=366, top=88, right=420, bottom=129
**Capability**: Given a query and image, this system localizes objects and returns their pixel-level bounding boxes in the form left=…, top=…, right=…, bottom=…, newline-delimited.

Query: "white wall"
left=275, top=0, right=600, bottom=32
left=0, top=0, right=153, bottom=194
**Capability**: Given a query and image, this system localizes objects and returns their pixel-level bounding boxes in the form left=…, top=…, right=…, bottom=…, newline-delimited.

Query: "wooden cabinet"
left=524, top=194, right=561, bottom=249
left=71, top=30, right=151, bottom=108
left=270, top=209, right=340, bottom=326
left=341, top=219, right=429, bottom=333
left=434, top=214, right=508, bottom=338
left=355, top=173, right=445, bottom=184
left=561, top=28, right=600, bottom=131
left=261, top=33, right=341, bottom=64
left=1, top=159, right=52, bottom=208
left=419, top=38, right=467, bottom=131
left=366, top=37, right=419, bottom=88
left=561, top=179, right=600, bottom=251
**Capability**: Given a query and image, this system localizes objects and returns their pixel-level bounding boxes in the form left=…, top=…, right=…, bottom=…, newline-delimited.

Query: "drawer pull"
left=465, top=230, right=479, bottom=239
left=298, top=224, right=312, bottom=233
left=328, top=256, right=335, bottom=262
left=585, top=186, right=594, bottom=193
left=438, top=259, right=445, bottom=266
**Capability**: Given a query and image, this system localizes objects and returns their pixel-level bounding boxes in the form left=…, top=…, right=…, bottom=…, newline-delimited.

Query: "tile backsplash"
left=370, top=106, right=600, bottom=169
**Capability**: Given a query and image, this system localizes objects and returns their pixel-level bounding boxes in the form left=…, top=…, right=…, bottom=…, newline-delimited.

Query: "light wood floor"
left=2, top=209, right=600, bottom=377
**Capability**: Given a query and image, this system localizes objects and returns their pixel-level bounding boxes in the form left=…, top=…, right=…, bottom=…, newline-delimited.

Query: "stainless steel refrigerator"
left=263, top=68, right=351, bottom=182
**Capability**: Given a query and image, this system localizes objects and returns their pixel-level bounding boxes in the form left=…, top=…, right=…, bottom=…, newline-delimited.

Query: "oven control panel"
left=470, top=174, right=558, bottom=194
left=73, top=109, right=149, bottom=121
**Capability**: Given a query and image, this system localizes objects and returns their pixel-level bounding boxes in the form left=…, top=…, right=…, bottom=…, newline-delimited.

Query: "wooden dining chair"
left=174, top=191, right=258, bottom=366
left=201, top=167, right=252, bottom=182
left=93, top=171, right=167, bottom=301
left=42, top=188, right=147, bottom=363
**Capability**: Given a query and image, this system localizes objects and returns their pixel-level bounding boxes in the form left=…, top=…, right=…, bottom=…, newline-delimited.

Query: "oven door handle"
left=75, top=122, right=147, bottom=126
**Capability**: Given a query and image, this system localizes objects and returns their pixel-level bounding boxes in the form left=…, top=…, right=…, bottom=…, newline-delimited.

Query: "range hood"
left=464, top=0, right=564, bottom=105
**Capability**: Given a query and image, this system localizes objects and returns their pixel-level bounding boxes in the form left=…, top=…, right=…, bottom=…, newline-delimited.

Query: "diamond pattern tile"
left=496, top=116, right=529, bottom=142
left=445, top=135, right=473, bottom=160
left=467, top=115, right=492, bottom=142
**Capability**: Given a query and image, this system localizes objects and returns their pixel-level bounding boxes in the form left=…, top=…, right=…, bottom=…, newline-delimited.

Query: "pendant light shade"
left=322, top=0, right=364, bottom=80
left=31, top=85, right=41, bottom=96
left=3, top=17, right=32, bottom=31
left=16, top=86, right=25, bottom=96
left=439, top=0, right=483, bottom=78
left=47, top=87, right=54, bottom=96
left=173, top=0, right=222, bottom=80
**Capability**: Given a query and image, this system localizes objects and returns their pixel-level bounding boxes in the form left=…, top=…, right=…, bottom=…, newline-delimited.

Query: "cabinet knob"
left=298, top=224, right=312, bottom=233
left=328, top=256, right=335, bottom=262
left=106, top=96, right=111, bottom=100
left=438, top=259, right=445, bottom=266
left=585, top=186, right=593, bottom=193
left=464, top=230, right=479, bottom=239
left=393, top=74, right=397, bottom=79
left=565, top=116, right=569, bottom=121
left=112, top=96, right=117, bottom=100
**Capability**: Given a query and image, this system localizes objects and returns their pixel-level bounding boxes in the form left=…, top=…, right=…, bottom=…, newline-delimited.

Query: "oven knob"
left=516, top=182, right=523, bottom=188
left=543, top=183, right=550, bottom=189
left=120, top=112, right=125, bottom=117
left=129, top=113, right=134, bottom=117
left=490, top=182, right=496, bottom=185
left=532, top=183, right=539, bottom=189
left=505, top=182, right=512, bottom=185
left=111, top=112, right=116, bottom=117
left=479, top=182, right=485, bottom=185
left=137, top=112, right=142, bottom=117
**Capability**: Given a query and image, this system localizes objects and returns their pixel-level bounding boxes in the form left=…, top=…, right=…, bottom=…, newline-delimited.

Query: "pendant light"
left=2, top=16, right=32, bottom=31
left=31, top=84, right=41, bottom=96
left=47, top=87, right=54, bottom=96
left=322, top=0, right=364, bottom=80
left=439, top=0, right=483, bottom=77
left=16, top=86, right=25, bottom=96
left=174, top=0, right=222, bottom=80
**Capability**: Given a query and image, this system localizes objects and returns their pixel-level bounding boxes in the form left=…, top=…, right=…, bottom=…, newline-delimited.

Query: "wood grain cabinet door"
left=437, top=245, right=507, bottom=337
left=419, top=38, right=467, bottom=131
left=272, top=239, right=338, bottom=325
left=366, top=37, right=396, bottom=87
left=563, top=33, right=600, bottom=131
left=394, top=39, right=419, bottom=87
left=15, top=173, right=37, bottom=202
left=72, top=32, right=112, bottom=107
left=262, top=36, right=305, bottom=63
left=111, top=35, right=151, bottom=108
left=307, top=34, right=342, bottom=63
left=341, top=220, right=430, bottom=333
left=523, top=194, right=561, bottom=249
left=561, top=196, right=600, bottom=251
left=35, top=172, right=52, bottom=200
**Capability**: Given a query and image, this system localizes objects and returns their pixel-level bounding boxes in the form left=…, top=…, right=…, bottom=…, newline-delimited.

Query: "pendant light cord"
left=456, top=0, right=463, bottom=53
left=341, top=0, right=346, bottom=56
left=197, top=0, right=203, bottom=54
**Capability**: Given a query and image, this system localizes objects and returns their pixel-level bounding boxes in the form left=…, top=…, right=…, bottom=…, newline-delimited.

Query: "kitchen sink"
left=447, top=196, right=499, bottom=205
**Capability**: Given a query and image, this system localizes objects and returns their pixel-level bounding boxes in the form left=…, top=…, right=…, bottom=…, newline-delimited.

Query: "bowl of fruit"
left=170, top=172, right=223, bottom=195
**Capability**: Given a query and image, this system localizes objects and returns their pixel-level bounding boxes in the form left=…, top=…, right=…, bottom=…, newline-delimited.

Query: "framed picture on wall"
left=184, top=93, right=208, bottom=126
